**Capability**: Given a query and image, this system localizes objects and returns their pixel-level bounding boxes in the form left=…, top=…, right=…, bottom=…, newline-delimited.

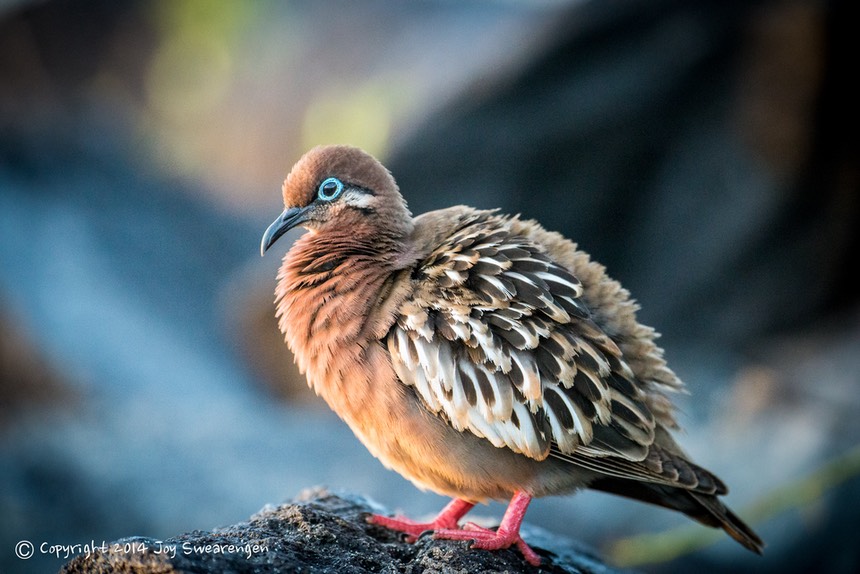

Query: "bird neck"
left=274, top=229, right=411, bottom=396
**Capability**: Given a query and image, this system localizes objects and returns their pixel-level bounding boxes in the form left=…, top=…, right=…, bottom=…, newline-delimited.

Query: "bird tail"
left=686, top=491, right=764, bottom=554
left=589, top=477, right=764, bottom=554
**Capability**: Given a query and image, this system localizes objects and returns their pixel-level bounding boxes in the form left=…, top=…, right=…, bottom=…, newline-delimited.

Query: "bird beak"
left=260, top=206, right=310, bottom=256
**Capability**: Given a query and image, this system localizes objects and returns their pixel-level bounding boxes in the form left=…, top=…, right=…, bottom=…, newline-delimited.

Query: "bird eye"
left=317, top=177, right=343, bottom=201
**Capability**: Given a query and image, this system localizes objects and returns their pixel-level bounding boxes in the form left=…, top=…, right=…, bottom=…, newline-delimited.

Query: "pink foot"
left=433, top=491, right=541, bottom=566
left=368, top=498, right=474, bottom=543
left=434, top=523, right=541, bottom=566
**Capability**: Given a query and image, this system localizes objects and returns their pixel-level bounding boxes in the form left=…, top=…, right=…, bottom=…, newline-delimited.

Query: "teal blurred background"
left=2, top=0, right=857, bottom=572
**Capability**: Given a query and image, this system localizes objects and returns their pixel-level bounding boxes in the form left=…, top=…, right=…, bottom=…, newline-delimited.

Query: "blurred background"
left=1, top=0, right=857, bottom=572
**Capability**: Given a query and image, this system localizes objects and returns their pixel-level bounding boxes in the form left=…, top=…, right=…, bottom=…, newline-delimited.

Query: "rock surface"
left=61, top=488, right=625, bottom=574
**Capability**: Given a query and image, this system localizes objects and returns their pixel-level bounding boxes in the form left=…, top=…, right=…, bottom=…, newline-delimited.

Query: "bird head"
left=261, top=145, right=412, bottom=255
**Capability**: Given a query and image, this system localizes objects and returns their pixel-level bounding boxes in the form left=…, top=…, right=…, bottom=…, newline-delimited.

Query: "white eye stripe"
left=342, top=189, right=374, bottom=209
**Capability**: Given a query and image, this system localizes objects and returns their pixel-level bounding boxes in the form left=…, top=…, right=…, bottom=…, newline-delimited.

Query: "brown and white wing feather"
left=387, top=212, right=658, bottom=463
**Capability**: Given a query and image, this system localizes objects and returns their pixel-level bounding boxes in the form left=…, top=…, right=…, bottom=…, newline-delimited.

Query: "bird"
left=260, top=145, right=764, bottom=566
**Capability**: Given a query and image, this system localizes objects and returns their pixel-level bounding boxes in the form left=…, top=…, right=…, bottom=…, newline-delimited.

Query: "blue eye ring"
left=317, top=177, right=343, bottom=201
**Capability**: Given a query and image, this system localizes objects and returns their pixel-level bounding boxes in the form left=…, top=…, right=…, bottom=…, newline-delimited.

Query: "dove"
left=261, top=145, right=763, bottom=565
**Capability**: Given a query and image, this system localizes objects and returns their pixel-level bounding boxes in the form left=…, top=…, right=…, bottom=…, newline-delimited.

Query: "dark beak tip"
left=260, top=214, right=283, bottom=257
left=261, top=206, right=308, bottom=256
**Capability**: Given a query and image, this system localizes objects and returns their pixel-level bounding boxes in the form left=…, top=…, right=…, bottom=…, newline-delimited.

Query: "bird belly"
left=312, top=346, right=591, bottom=502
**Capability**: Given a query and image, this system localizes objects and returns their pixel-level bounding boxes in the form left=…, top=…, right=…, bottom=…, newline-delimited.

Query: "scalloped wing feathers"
left=387, top=209, right=675, bottom=463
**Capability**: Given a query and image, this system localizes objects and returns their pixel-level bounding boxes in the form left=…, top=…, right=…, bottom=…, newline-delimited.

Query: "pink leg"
left=368, top=498, right=474, bottom=542
left=433, top=491, right=541, bottom=566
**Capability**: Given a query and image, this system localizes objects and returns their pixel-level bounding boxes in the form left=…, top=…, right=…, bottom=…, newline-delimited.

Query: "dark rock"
left=61, top=488, right=626, bottom=574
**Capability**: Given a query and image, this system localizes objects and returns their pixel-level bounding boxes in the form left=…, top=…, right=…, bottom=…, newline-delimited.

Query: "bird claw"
left=367, top=498, right=475, bottom=543
left=367, top=513, right=456, bottom=543
left=433, top=525, right=541, bottom=566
